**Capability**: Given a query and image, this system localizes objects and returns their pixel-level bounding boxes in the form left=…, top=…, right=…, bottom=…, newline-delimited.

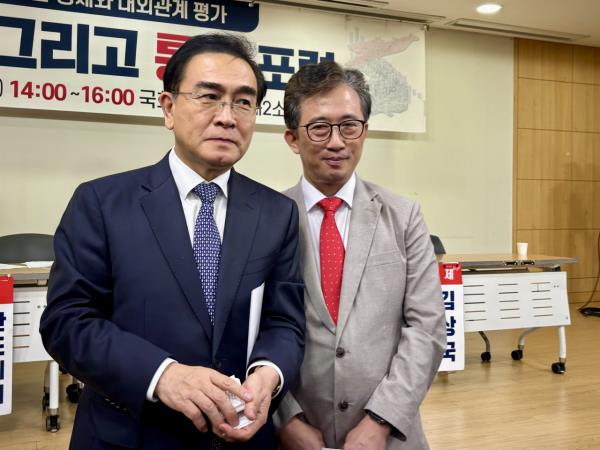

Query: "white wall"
left=0, top=28, right=513, bottom=253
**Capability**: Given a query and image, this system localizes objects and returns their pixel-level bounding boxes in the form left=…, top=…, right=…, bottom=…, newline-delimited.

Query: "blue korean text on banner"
left=0, top=16, right=141, bottom=77
left=0, top=0, right=259, bottom=32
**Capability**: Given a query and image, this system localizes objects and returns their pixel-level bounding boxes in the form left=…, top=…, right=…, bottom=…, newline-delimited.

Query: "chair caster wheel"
left=46, top=415, right=60, bottom=432
left=551, top=362, right=566, bottom=374
left=511, top=349, right=523, bottom=360
left=66, top=383, right=81, bottom=403
left=481, top=351, right=491, bottom=362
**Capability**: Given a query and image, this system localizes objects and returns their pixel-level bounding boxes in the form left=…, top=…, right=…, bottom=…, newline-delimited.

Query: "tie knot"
left=193, top=182, right=219, bottom=204
left=318, top=197, right=344, bottom=213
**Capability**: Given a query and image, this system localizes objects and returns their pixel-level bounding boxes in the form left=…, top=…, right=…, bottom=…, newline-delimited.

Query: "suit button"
left=338, top=400, right=349, bottom=411
left=214, top=359, right=222, bottom=369
left=335, top=347, right=345, bottom=358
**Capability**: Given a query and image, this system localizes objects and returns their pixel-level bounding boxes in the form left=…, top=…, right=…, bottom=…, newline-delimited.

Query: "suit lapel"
left=336, top=178, right=381, bottom=343
left=140, top=155, right=213, bottom=342
left=286, top=183, right=336, bottom=334
left=212, top=171, right=260, bottom=355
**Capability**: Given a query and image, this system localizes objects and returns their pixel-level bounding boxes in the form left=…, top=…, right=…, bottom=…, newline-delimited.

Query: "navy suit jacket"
left=40, top=154, right=305, bottom=450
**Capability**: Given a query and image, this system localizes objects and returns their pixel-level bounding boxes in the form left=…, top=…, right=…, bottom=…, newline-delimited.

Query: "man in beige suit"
left=274, top=61, right=446, bottom=450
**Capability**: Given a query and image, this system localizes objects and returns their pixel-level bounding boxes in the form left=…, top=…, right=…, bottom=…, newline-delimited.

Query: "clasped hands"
left=278, top=414, right=391, bottom=450
left=155, top=362, right=280, bottom=442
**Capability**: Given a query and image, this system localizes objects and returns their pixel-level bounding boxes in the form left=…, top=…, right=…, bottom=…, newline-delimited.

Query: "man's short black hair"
left=163, top=33, right=267, bottom=104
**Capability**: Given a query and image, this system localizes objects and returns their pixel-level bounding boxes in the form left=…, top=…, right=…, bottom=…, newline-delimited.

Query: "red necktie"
left=318, top=197, right=345, bottom=324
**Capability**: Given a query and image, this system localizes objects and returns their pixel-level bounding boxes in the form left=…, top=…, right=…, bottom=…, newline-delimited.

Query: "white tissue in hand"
left=227, top=375, right=255, bottom=429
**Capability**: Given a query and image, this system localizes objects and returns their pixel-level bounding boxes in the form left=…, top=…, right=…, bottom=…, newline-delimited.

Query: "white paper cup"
left=517, top=242, right=528, bottom=258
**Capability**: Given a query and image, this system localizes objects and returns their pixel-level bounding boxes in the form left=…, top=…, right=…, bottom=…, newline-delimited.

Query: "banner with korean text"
left=0, top=1, right=426, bottom=132
left=438, top=263, right=465, bottom=372
left=0, top=276, right=14, bottom=415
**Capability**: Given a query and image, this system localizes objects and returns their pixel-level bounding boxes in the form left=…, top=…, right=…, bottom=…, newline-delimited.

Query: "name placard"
left=0, top=276, right=14, bottom=415
left=438, top=263, right=465, bottom=372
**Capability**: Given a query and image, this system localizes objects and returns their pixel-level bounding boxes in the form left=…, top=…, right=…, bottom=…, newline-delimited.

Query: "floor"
left=1, top=304, right=599, bottom=449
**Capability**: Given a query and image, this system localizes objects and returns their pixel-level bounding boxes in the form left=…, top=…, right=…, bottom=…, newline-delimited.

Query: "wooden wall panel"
left=514, top=230, right=570, bottom=256
left=516, top=39, right=600, bottom=304
left=572, top=132, right=600, bottom=180
left=514, top=230, right=571, bottom=256
left=517, top=130, right=571, bottom=179
left=517, top=180, right=571, bottom=229
left=573, top=84, right=600, bottom=132
left=573, top=46, right=600, bottom=84
left=570, top=181, right=594, bottom=229
left=595, top=48, right=600, bottom=85
left=518, top=40, right=572, bottom=81
left=571, top=230, right=600, bottom=278
left=515, top=229, right=598, bottom=281
left=568, top=277, right=600, bottom=293
left=569, top=291, right=600, bottom=302
left=518, top=78, right=572, bottom=130
left=593, top=134, right=600, bottom=180
left=594, top=182, right=600, bottom=228
left=514, top=230, right=575, bottom=279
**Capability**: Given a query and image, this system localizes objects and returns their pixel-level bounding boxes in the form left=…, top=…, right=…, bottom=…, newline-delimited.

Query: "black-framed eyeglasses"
left=171, top=91, right=258, bottom=117
left=299, top=119, right=367, bottom=142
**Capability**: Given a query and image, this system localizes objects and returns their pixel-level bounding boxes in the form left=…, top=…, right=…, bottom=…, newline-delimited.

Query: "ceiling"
left=257, top=0, right=600, bottom=47
left=382, top=0, right=600, bottom=47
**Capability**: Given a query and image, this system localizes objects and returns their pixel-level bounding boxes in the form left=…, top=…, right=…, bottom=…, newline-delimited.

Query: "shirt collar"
left=169, top=149, right=230, bottom=201
left=301, top=173, right=356, bottom=212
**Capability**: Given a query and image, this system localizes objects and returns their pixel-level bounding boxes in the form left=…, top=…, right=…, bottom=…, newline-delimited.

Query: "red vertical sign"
left=0, top=277, right=14, bottom=304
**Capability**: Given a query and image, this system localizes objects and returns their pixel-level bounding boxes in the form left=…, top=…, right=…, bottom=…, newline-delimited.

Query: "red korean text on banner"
left=439, top=262, right=462, bottom=285
left=155, top=33, right=190, bottom=81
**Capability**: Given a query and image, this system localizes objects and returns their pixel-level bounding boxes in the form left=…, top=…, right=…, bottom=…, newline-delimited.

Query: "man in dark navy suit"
left=40, top=33, right=305, bottom=450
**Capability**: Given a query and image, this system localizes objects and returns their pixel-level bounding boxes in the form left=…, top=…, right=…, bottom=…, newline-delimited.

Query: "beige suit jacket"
left=275, top=177, right=446, bottom=450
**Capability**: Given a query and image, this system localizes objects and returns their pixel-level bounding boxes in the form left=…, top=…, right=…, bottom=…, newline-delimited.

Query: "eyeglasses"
left=299, top=119, right=367, bottom=142
left=172, top=92, right=258, bottom=118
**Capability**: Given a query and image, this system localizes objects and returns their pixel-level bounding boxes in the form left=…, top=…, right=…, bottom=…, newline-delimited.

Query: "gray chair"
left=0, top=233, right=54, bottom=263
left=430, top=234, right=446, bottom=256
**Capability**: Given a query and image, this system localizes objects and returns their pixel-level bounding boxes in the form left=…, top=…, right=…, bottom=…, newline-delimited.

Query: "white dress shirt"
left=146, top=149, right=283, bottom=401
left=169, top=148, right=230, bottom=242
left=301, top=173, right=356, bottom=276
